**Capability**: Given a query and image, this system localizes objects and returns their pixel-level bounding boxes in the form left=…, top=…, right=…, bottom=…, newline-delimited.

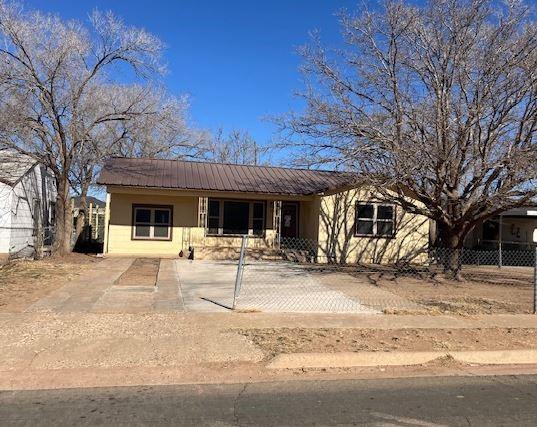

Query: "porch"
left=193, top=197, right=320, bottom=259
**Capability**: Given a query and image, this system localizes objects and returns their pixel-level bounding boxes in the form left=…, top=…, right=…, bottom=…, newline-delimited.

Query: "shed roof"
left=97, top=157, right=357, bottom=196
left=0, top=150, right=37, bottom=186
left=72, top=196, right=106, bottom=208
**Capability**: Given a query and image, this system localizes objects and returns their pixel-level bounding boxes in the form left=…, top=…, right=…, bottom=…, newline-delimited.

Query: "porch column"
left=198, top=197, right=208, bottom=229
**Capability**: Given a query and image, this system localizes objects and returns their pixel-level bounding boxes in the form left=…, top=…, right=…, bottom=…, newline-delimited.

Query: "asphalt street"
left=1, top=375, right=537, bottom=426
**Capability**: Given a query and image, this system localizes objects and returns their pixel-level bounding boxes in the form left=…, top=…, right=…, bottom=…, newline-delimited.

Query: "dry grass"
left=349, top=265, right=534, bottom=315
left=237, top=327, right=537, bottom=357
left=307, top=263, right=533, bottom=315
left=114, top=258, right=159, bottom=287
left=0, top=254, right=101, bottom=312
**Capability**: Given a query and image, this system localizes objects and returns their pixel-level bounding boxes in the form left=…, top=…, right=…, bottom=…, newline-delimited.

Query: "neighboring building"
left=464, top=206, right=537, bottom=251
left=97, top=157, right=430, bottom=263
left=72, top=196, right=106, bottom=244
left=0, top=150, right=56, bottom=263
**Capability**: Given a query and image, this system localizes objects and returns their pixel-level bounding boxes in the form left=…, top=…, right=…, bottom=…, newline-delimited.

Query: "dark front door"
left=281, top=202, right=299, bottom=238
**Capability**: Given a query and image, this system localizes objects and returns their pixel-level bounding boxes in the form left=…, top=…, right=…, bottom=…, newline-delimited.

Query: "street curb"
left=266, top=349, right=537, bottom=369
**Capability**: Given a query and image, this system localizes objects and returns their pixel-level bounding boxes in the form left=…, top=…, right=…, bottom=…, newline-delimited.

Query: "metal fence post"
left=233, top=235, right=248, bottom=310
left=534, top=247, right=537, bottom=315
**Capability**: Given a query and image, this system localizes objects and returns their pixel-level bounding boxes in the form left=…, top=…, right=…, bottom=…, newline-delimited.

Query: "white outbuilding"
left=0, top=150, right=56, bottom=263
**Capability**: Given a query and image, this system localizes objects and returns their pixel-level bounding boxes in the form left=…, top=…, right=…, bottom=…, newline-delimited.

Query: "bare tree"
left=206, top=128, right=269, bottom=165
left=0, top=1, right=189, bottom=254
left=278, top=0, right=537, bottom=277
left=69, top=85, right=202, bottom=241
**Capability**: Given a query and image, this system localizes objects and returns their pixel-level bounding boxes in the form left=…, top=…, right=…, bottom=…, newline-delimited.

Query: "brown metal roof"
left=97, top=157, right=357, bottom=196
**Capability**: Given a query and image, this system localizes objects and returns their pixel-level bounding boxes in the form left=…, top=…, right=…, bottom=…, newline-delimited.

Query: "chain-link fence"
left=230, top=236, right=537, bottom=315
left=276, top=236, right=537, bottom=269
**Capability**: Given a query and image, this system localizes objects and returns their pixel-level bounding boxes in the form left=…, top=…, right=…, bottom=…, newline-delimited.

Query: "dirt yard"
left=114, top=258, right=160, bottom=287
left=371, top=266, right=534, bottom=315
left=237, top=327, right=537, bottom=358
left=0, top=254, right=101, bottom=312
left=325, top=265, right=534, bottom=315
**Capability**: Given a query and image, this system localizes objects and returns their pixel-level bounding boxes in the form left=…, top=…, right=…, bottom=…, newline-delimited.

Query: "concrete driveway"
left=176, top=260, right=380, bottom=314
left=24, top=257, right=418, bottom=315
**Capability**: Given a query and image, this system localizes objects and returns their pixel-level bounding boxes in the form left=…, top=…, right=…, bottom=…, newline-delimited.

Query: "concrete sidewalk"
left=173, top=312, right=537, bottom=330
left=2, top=311, right=537, bottom=390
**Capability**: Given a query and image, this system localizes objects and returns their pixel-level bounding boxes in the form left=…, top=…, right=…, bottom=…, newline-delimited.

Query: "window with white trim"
left=206, top=199, right=266, bottom=236
left=355, top=203, right=395, bottom=237
left=133, top=206, right=172, bottom=240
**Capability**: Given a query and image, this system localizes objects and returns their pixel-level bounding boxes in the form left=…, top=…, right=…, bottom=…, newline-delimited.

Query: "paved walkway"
left=26, top=258, right=183, bottom=314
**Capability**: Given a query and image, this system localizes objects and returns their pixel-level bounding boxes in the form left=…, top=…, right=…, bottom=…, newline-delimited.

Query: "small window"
left=133, top=206, right=172, bottom=240
left=355, top=203, right=395, bottom=238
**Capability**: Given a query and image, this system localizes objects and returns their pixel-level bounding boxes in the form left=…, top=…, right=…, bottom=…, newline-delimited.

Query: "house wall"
left=317, top=188, right=429, bottom=264
left=0, top=164, right=56, bottom=260
left=501, top=218, right=537, bottom=245
left=299, top=199, right=320, bottom=241
left=107, top=192, right=199, bottom=256
left=0, top=182, right=13, bottom=262
left=465, top=217, right=537, bottom=249
left=104, top=186, right=429, bottom=263
left=105, top=189, right=280, bottom=257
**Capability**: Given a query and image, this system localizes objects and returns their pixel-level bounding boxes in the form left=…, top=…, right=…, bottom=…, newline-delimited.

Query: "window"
left=223, top=201, right=249, bottom=235
left=252, top=202, right=265, bottom=236
left=355, top=203, right=395, bottom=237
left=206, top=199, right=266, bottom=236
left=132, top=205, right=172, bottom=240
left=208, top=200, right=220, bottom=235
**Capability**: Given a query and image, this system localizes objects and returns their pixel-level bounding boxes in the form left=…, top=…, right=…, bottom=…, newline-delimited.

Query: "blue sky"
left=26, top=0, right=359, bottom=162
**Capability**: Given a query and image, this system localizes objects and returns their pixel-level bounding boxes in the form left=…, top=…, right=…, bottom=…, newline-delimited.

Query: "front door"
left=281, top=202, right=299, bottom=238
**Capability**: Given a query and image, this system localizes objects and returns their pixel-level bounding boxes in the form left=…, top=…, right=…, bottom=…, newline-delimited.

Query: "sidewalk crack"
left=233, top=383, right=248, bottom=426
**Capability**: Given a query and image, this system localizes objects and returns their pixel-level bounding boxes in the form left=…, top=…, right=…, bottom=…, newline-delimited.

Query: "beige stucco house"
left=97, top=157, right=429, bottom=264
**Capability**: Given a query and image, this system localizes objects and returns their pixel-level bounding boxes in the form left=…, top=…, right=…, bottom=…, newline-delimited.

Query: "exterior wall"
left=317, top=188, right=429, bottom=264
left=299, top=199, right=320, bottom=241
left=107, top=192, right=199, bottom=256
left=0, top=182, right=13, bottom=259
left=0, top=164, right=56, bottom=260
left=105, top=189, right=280, bottom=257
left=501, top=217, right=537, bottom=246
left=465, top=216, right=537, bottom=250
left=104, top=186, right=429, bottom=264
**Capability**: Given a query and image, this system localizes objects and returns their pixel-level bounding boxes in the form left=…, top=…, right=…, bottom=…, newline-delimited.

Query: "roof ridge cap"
left=108, top=156, right=352, bottom=175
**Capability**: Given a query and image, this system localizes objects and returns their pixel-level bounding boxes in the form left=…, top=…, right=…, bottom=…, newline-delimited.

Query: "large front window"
left=207, top=199, right=265, bottom=236
left=132, top=205, right=172, bottom=240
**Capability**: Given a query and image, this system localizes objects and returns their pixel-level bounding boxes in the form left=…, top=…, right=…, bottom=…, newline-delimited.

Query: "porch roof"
left=97, top=157, right=358, bottom=196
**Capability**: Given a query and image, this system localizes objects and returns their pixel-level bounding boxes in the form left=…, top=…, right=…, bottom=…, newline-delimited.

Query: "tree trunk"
left=436, top=225, right=465, bottom=280
left=52, top=176, right=73, bottom=256
left=74, top=179, right=91, bottom=246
